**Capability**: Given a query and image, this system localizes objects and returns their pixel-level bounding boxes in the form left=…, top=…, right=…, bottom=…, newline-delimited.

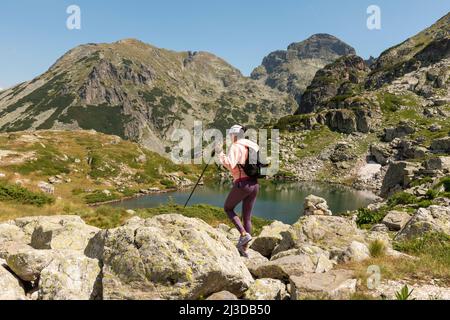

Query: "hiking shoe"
left=237, top=233, right=252, bottom=248
left=237, top=245, right=249, bottom=258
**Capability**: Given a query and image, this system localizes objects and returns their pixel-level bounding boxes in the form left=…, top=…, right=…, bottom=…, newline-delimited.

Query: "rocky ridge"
left=1, top=194, right=448, bottom=300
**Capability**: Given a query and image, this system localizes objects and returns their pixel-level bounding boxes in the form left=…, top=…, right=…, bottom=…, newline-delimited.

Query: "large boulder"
left=206, top=291, right=238, bottom=300
left=339, top=241, right=370, bottom=263
left=290, top=270, right=357, bottom=300
left=382, top=122, right=415, bottom=142
left=279, top=215, right=365, bottom=252
left=250, top=221, right=290, bottom=257
left=30, top=216, right=100, bottom=252
left=430, top=137, right=450, bottom=153
left=14, top=215, right=86, bottom=243
left=370, top=143, right=392, bottom=165
left=330, top=142, right=356, bottom=162
left=243, top=249, right=269, bottom=275
left=396, top=206, right=450, bottom=240
left=303, top=195, right=332, bottom=216
left=244, top=278, right=287, bottom=300
left=6, top=246, right=54, bottom=282
left=382, top=211, right=411, bottom=231
left=0, top=265, right=26, bottom=300
left=270, top=244, right=329, bottom=261
left=0, top=223, right=27, bottom=243
left=424, top=156, right=450, bottom=171
left=251, top=253, right=333, bottom=281
left=380, top=161, right=418, bottom=197
left=0, top=242, right=33, bottom=260
left=38, top=251, right=102, bottom=300
left=101, top=214, right=253, bottom=300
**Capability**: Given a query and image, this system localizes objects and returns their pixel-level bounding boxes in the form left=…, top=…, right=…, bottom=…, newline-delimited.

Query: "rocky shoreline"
left=1, top=194, right=448, bottom=300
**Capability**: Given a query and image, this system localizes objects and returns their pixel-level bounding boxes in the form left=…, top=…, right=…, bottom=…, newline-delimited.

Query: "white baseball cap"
left=229, top=124, right=244, bottom=135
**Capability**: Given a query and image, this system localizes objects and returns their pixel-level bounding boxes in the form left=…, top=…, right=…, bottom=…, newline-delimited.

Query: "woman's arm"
left=219, top=144, right=241, bottom=170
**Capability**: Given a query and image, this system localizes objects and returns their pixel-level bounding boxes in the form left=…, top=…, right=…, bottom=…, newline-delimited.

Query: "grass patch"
left=136, top=203, right=272, bottom=236
left=84, top=190, right=120, bottom=204
left=369, top=239, right=386, bottom=258
left=344, top=233, right=450, bottom=287
left=80, top=206, right=132, bottom=229
left=356, top=207, right=388, bottom=229
left=0, top=182, right=54, bottom=207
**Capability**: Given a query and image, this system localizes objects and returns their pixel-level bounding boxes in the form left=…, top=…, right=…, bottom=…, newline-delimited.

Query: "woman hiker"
left=217, top=124, right=260, bottom=257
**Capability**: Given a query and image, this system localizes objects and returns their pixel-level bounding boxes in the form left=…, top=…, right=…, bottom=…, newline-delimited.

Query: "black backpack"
left=239, top=147, right=268, bottom=179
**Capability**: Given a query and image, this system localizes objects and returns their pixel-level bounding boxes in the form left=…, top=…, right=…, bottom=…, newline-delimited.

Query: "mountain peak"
left=251, top=34, right=356, bottom=103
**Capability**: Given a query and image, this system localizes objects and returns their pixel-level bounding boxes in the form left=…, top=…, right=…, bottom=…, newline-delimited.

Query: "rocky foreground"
left=1, top=195, right=449, bottom=300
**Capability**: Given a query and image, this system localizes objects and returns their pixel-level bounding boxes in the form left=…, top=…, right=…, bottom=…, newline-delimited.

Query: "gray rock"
left=370, top=143, right=392, bottom=165
left=206, top=291, right=238, bottom=300
left=6, top=246, right=55, bottom=282
left=340, top=241, right=370, bottom=263
left=244, top=278, right=287, bottom=300
left=102, top=214, right=253, bottom=300
left=424, top=156, right=450, bottom=171
left=380, top=161, right=418, bottom=197
left=430, top=137, right=450, bottom=153
left=251, top=253, right=333, bottom=281
left=396, top=206, right=450, bottom=240
left=0, top=223, right=26, bottom=244
left=38, top=251, right=102, bottom=300
left=243, top=249, right=269, bottom=275
left=383, top=123, right=415, bottom=142
left=370, top=224, right=389, bottom=233
left=290, top=270, right=357, bottom=300
left=287, top=215, right=365, bottom=251
left=30, top=216, right=100, bottom=252
left=0, top=265, right=26, bottom=300
left=250, top=221, right=290, bottom=257
left=303, top=194, right=332, bottom=216
left=382, top=211, right=411, bottom=231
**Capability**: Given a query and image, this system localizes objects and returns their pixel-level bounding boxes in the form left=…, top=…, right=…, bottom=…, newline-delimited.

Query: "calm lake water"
left=111, top=182, right=378, bottom=224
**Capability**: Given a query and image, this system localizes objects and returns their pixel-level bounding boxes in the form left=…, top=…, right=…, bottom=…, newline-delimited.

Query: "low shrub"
left=84, top=190, right=119, bottom=204
left=356, top=207, right=387, bottom=229
left=0, top=182, right=54, bottom=207
left=369, top=239, right=386, bottom=258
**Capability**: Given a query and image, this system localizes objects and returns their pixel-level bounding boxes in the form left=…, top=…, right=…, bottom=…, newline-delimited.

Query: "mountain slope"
left=251, top=34, right=356, bottom=104
left=274, top=12, right=449, bottom=193
left=0, top=39, right=296, bottom=154
left=367, top=12, right=450, bottom=88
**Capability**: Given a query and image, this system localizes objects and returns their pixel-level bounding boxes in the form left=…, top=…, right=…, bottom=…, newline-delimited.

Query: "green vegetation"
left=84, top=190, right=120, bottom=204
left=436, top=176, right=450, bottom=192
left=369, top=239, right=386, bottom=258
left=356, top=191, right=435, bottom=229
left=0, top=182, right=54, bottom=207
left=274, top=114, right=316, bottom=131
left=356, top=207, right=387, bottom=229
left=394, top=232, right=450, bottom=268
left=80, top=206, right=132, bottom=229
left=12, top=144, right=71, bottom=176
left=136, top=203, right=271, bottom=236
left=76, top=202, right=272, bottom=236
left=395, top=285, right=415, bottom=300
left=343, top=232, right=450, bottom=287
left=377, top=92, right=419, bottom=114
left=60, top=105, right=132, bottom=138
left=295, top=126, right=341, bottom=159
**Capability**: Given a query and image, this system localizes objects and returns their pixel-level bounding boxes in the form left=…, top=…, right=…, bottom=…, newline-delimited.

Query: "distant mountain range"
left=0, top=12, right=448, bottom=155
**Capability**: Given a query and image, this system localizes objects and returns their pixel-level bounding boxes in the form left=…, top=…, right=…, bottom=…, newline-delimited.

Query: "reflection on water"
left=110, top=182, right=378, bottom=224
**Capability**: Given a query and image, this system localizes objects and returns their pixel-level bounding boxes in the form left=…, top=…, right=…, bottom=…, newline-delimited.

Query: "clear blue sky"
left=1, top=0, right=449, bottom=89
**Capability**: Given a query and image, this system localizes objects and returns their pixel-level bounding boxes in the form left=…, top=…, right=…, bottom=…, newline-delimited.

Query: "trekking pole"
left=184, top=149, right=216, bottom=208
